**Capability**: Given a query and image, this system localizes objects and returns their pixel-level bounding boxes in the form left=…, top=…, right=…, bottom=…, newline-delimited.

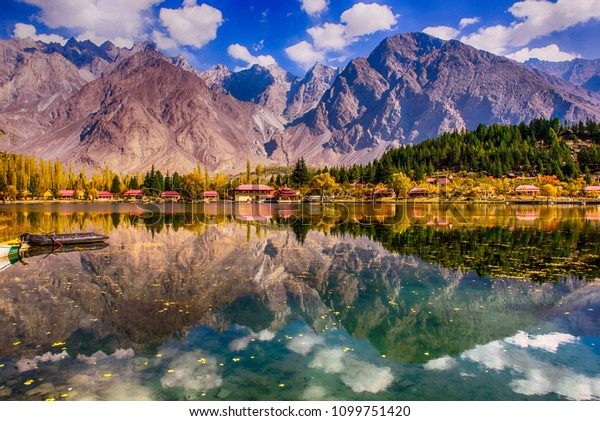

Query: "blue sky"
left=1, top=0, right=599, bottom=76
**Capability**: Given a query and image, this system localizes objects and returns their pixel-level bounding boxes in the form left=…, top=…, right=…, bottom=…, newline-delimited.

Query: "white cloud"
left=462, top=332, right=600, bottom=400
left=506, top=331, right=579, bottom=352
left=506, top=44, right=580, bottom=62
left=459, top=17, right=480, bottom=29
left=229, top=328, right=276, bottom=351
left=423, top=25, right=460, bottom=41
left=423, top=355, right=457, bottom=371
left=308, top=348, right=394, bottom=393
left=287, top=2, right=397, bottom=68
left=461, top=24, right=512, bottom=55
left=20, top=0, right=160, bottom=46
left=300, top=0, right=329, bottom=16
left=307, top=23, right=347, bottom=51
left=285, top=41, right=326, bottom=68
left=309, top=348, right=346, bottom=373
left=13, top=23, right=67, bottom=45
left=461, top=0, right=600, bottom=55
left=286, top=332, right=324, bottom=356
left=227, top=44, right=276, bottom=68
left=159, top=352, right=222, bottom=391
left=341, top=358, right=394, bottom=393
left=340, top=2, right=398, bottom=38
left=152, top=30, right=179, bottom=51
left=159, top=1, right=223, bottom=48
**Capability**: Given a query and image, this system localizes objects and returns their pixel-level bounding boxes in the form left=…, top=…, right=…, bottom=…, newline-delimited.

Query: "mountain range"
left=1, top=32, right=599, bottom=174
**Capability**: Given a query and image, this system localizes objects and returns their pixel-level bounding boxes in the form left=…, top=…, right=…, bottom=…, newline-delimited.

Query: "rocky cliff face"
left=200, top=62, right=340, bottom=122
left=525, top=58, right=600, bottom=92
left=6, top=51, right=284, bottom=174
left=2, top=33, right=600, bottom=173
left=275, top=33, right=600, bottom=167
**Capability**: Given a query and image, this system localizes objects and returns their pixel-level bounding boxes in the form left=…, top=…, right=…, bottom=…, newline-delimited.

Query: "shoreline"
left=1, top=198, right=599, bottom=206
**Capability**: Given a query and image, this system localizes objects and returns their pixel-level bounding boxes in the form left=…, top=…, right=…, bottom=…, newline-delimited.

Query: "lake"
left=1, top=202, right=599, bottom=401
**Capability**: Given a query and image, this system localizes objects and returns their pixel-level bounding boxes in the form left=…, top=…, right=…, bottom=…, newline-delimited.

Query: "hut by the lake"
left=160, top=190, right=181, bottom=202
left=58, top=189, right=75, bottom=199
left=234, top=184, right=275, bottom=202
left=97, top=191, right=114, bottom=201
left=124, top=190, right=144, bottom=200
left=408, top=187, right=431, bottom=197
left=584, top=186, right=600, bottom=196
left=514, top=185, right=540, bottom=196
left=203, top=191, right=219, bottom=202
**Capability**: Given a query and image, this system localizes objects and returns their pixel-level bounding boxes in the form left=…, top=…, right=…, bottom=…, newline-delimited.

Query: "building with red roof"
left=97, top=191, right=114, bottom=200
left=160, top=190, right=181, bottom=201
left=515, top=185, right=540, bottom=196
left=124, top=190, right=144, bottom=199
left=203, top=191, right=219, bottom=202
left=234, top=184, right=275, bottom=202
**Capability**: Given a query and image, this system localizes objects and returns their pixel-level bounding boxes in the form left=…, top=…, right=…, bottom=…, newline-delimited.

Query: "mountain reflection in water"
left=0, top=202, right=599, bottom=401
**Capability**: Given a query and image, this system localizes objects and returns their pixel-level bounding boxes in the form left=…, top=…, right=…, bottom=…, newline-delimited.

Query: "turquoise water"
left=0, top=203, right=599, bottom=400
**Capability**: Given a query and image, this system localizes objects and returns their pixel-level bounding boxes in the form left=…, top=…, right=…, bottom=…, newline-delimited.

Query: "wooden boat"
left=20, top=232, right=109, bottom=247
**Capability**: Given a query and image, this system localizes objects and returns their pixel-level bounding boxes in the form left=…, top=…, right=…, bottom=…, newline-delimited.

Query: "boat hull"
left=20, top=232, right=109, bottom=246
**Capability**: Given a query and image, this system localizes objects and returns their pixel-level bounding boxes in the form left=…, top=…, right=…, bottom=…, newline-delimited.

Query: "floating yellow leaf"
left=453, top=307, right=461, bottom=311
left=103, top=373, right=112, bottom=377
left=168, top=369, right=175, bottom=373
left=232, top=358, right=240, bottom=362
left=45, top=397, right=55, bottom=402
left=24, top=379, right=34, bottom=385
left=12, top=341, right=21, bottom=346
left=278, top=384, right=285, bottom=388
left=564, top=312, right=570, bottom=315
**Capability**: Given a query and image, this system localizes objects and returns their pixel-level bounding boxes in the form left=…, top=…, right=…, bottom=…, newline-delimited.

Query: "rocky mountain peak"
left=278, top=32, right=600, bottom=167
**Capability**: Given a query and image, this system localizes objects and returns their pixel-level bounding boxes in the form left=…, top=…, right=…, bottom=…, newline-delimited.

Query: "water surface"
left=1, top=202, right=599, bottom=400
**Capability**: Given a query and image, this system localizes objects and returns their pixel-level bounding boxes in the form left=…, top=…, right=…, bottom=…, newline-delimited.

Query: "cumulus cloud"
left=152, top=30, right=179, bottom=51
left=301, top=385, right=328, bottom=400
left=17, top=351, right=69, bottom=372
left=309, top=348, right=394, bottom=394
left=461, top=24, right=512, bottom=55
left=285, top=41, right=326, bottom=68
left=341, top=358, right=394, bottom=393
left=300, top=0, right=329, bottom=16
left=506, top=331, right=579, bottom=352
left=506, top=44, right=580, bottom=62
left=13, top=23, right=67, bottom=45
left=459, top=17, right=480, bottom=29
left=340, top=2, right=398, bottom=38
left=229, top=328, right=276, bottom=351
left=309, top=348, right=346, bottom=373
left=423, top=356, right=457, bottom=371
left=462, top=332, right=600, bottom=400
left=286, top=332, right=325, bottom=356
left=160, top=352, right=222, bottom=391
left=159, top=1, right=223, bottom=48
left=461, top=0, right=600, bottom=55
left=423, top=26, right=460, bottom=41
left=20, top=0, right=160, bottom=47
left=227, top=44, right=277, bottom=69
left=307, top=23, right=347, bottom=51
left=287, top=2, right=397, bottom=68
